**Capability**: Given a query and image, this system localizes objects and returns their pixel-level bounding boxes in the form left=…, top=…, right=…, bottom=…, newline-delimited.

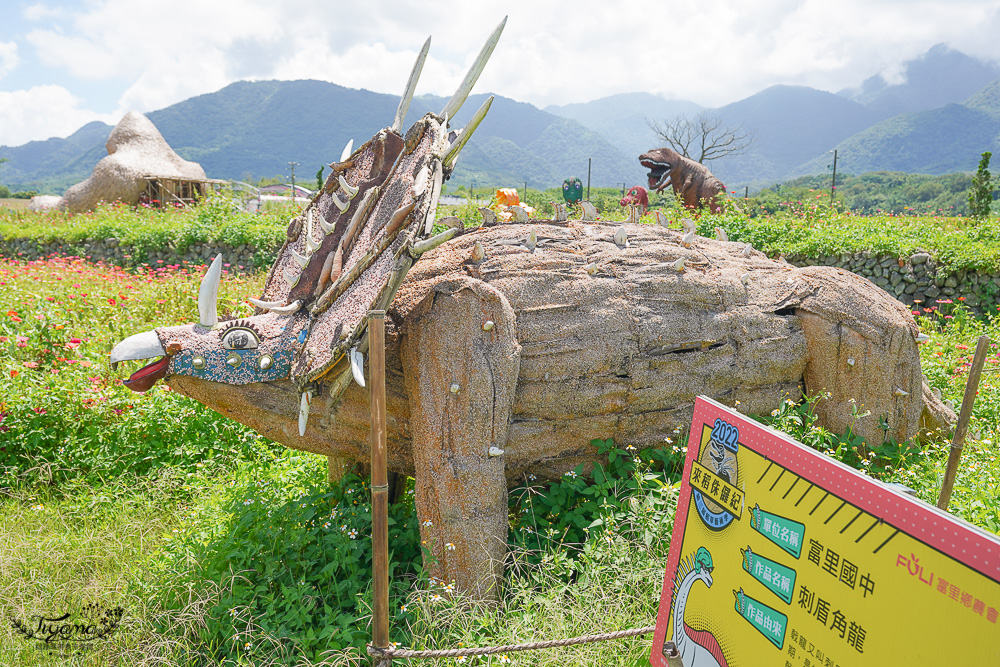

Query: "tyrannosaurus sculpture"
left=640, top=147, right=727, bottom=213
left=110, top=22, right=954, bottom=599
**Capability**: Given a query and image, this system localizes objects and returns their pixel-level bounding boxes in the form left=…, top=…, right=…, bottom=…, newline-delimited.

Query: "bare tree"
left=647, top=112, right=756, bottom=163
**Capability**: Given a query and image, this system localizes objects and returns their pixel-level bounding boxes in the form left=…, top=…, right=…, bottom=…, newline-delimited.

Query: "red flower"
left=108, top=297, right=116, bottom=305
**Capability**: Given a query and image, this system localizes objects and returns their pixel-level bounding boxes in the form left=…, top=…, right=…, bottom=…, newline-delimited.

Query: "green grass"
left=2, top=202, right=1000, bottom=665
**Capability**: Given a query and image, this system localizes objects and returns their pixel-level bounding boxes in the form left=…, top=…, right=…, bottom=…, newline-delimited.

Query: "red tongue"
left=123, top=356, right=171, bottom=393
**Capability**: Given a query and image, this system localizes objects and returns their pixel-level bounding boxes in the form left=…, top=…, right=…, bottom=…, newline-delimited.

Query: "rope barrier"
left=367, top=624, right=656, bottom=660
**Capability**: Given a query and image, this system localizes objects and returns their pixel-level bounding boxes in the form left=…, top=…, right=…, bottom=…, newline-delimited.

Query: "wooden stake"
left=937, top=335, right=991, bottom=510
left=369, top=310, right=390, bottom=659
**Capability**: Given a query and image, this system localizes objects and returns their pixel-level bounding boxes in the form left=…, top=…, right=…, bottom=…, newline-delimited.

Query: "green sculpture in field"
left=562, top=177, right=583, bottom=204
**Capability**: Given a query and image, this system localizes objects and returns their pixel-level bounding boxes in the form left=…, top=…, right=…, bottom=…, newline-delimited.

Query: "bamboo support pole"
left=937, top=335, right=991, bottom=510
left=369, top=310, right=390, bottom=659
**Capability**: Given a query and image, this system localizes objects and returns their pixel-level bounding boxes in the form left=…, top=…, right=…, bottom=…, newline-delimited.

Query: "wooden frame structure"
left=139, top=175, right=227, bottom=208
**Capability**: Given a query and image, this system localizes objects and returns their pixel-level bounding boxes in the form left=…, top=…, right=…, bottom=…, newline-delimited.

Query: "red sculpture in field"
left=619, top=186, right=649, bottom=214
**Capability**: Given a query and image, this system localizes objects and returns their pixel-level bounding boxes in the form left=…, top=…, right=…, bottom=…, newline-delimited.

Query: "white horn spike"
left=198, top=254, right=223, bottom=328
left=340, top=139, right=354, bottom=163
left=248, top=298, right=302, bottom=314
left=440, top=16, right=507, bottom=121
left=350, top=347, right=365, bottom=387
left=444, top=96, right=494, bottom=170
left=319, top=213, right=335, bottom=234
left=332, top=192, right=350, bottom=213
left=339, top=174, right=359, bottom=199
left=298, top=390, right=313, bottom=436
left=392, top=36, right=431, bottom=134
left=291, top=248, right=309, bottom=268
left=283, top=265, right=300, bottom=288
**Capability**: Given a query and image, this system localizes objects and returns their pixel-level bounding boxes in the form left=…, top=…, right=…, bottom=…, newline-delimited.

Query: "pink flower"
left=16, top=336, right=28, bottom=347
left=22, top=361, right=38, bottom=368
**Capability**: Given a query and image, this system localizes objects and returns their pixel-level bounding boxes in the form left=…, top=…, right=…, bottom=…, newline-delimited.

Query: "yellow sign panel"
left=651, top=397, right=1000, bottom=666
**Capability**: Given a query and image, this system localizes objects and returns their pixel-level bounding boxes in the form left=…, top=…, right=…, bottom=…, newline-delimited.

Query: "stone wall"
left=785, top=250, right=999, bottom=315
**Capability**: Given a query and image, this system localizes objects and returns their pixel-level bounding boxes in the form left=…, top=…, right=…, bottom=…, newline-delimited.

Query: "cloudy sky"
left=1, top=0, right=999, bottom=147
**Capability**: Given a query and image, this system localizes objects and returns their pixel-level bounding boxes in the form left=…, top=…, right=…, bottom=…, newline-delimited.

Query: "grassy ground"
left=1, top=204, right=999, bottom=665
left=1, top=198, right=30, bottom=212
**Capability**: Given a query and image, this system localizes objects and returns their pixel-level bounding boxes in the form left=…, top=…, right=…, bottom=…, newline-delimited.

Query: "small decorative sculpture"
left=562, top=177, right=583, bottom=204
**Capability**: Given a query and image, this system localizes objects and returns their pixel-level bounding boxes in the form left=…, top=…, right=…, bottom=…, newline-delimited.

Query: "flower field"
left=2, top=205, right=1000, bottom=665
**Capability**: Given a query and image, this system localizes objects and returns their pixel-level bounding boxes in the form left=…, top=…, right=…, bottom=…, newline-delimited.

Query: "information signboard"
left=651, top=396, right=1000, bottom=666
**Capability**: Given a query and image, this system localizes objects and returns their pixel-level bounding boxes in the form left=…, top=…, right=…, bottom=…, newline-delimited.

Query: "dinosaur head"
left=619, top=186, right=649, bottom=212
left=694, top=546, right=714, bottom=586
left=639, top=148, right=683, bottom=193
left=110, top=254, right=307, bottom=393
left=109, top=18, right=508, bottom=435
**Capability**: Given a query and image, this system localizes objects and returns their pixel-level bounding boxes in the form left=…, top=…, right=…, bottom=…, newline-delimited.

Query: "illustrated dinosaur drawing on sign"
left=640, top=147, right=727, bottom=213
left=110, top=21, right=954, bottom=598
left=664, top=547, right=729, bottom=667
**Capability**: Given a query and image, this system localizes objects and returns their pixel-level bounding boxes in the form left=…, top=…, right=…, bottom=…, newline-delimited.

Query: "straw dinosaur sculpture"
left=110, top=21, right=954, bottom=599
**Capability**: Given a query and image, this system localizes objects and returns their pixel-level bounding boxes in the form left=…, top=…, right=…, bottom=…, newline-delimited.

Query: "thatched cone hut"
left=61, top=112, right=206, bottom=213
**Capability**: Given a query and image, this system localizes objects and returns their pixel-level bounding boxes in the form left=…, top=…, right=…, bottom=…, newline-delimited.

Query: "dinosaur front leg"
left=400, top=277, right=520, bottom=599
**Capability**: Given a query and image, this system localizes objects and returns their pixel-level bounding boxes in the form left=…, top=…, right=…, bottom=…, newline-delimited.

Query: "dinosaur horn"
left=298, top=389, right=312, bottom=436
left=340, top=139, right=354, bottom=163
left=350, top=346, right=366, bottom=387
left=198, top=254, right=223, bottom=328
left=444, top=95, right=493, bottom=170
left=408, top=227, right=459, bottom=257
left=439, top=16, right=507, bottom=122
left=392, top=36, right=431, bottom=134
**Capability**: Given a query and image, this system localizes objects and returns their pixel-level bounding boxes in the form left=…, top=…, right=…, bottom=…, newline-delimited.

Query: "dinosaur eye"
left=222, top=327, right=259, bottom=350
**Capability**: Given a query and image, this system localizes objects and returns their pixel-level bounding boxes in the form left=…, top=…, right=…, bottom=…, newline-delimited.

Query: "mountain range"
left=2, top=43, right=1000, bottom=195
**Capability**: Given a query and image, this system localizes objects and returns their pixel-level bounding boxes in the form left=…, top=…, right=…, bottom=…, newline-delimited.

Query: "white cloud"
left=0, top=86, right=114, bottom=146
left=7, top=0, right=1000, bottom=148
left=0, top=41, right=18, bottom=79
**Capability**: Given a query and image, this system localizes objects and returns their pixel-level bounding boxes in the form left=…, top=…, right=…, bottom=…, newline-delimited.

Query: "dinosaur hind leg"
left=400, top=277, right=521, bottom=599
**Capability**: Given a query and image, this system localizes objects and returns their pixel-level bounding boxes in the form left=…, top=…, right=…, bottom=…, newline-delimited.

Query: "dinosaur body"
left=161, top=217, right=951, bottom=596
left=110, top=23, right=953, bottom=598
left=640, top=148, right=726, bottom=213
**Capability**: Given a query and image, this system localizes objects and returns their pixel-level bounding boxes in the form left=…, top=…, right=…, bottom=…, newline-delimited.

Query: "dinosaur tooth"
left=585, top=262, right=598, bottom=275
left=392, top=37, right=431, bottom=134
left=482, top=320, right=494, bottom=331
left=525, top=229, right=538, bottom=252
left=653, top=211, right=670, bottom=227
left=682, top=218, right=696, bottom=234
left=291, top=248, right=309, bottom=268
left=198, top=254, right=224, bottom=328
left=409, top=227, right=459, bottom=257
left=319, top=213, right=335, bottom=234
left=339, top=174, right=359, bottom=199
left=895, top=387, right=910, bottom=397
left=916, top=332, right=930, bottom=343
left=507, top=204, right=529, bottom=222
left=488, top=446, right=504, bottom=457
left=740, top=272, right=750, bottom=285
left=479, top=206, right=497, bottom=226
left=283, top=265, right=300, bottom=288
left=329, top=246, right=344, bottom=282
left=626, top=204, right=641, bottom=224
left=350, top=347, right=365, bottom=387
left=681, top=230, right=696, bottom=247
left=580, top=200, right=599, bottom=221
left=248, top=298, right=302, bottom=315
left=673, top=257, right=686, bottom=272
left=552, top=202, right=568, bottom=222
left=444, top=95, right=494, bottom=170
left=847, top=358, right=856, bottom=366
left=340, top=139, right=354, bottom=163
left=332, top=192, right=350, bottom=213
left=742, top=243, right=753, bottom=257
left=298, top=390, right=313, bottom=436
left=440, top=16, right=507, bottom=121
left=715, top=227, right=729, bottom=242
left=614, top=227, right=629, bottom=248
left=412, top=164, right=430, bottom=198
left=471, top=241, right=485, bottom=263
left=385, top=201, right=417, bottom=237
